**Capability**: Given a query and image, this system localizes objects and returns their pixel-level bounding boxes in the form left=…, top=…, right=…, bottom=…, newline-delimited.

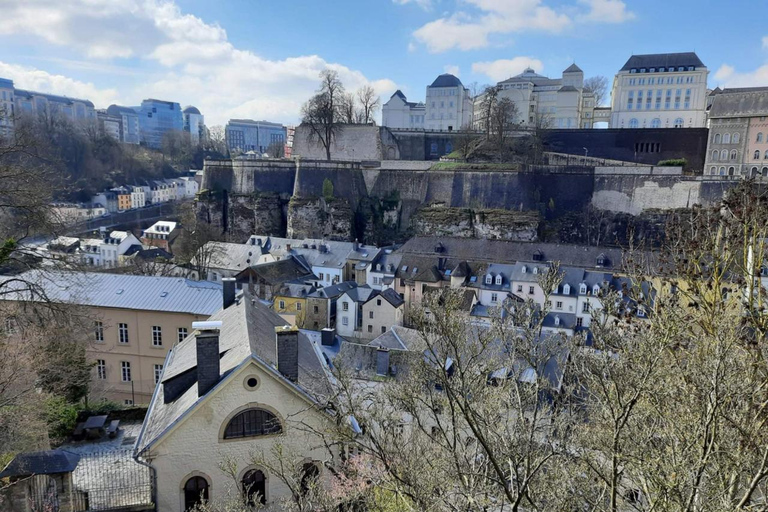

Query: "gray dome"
left=430, top=74, right=463, bottom=88
left=183, top=105, right=201, bottom=115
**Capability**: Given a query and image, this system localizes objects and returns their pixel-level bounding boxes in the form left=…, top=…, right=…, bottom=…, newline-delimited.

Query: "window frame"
left=152, top=325, right=162, bottom=347
left=222, top=407, right=283, bottom=440
left=121, top=361, right=132, bottom=382
left=118, top=323, right=129, bottom=344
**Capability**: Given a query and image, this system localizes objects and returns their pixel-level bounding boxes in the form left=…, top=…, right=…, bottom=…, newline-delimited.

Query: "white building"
left=50, top=203, right=106, bottom=225
left=80, top=238, right=103, bottom=267
left=609, top=52, right=708, bottom=129
left=381, top=90, right=425, bottom=129
left=149, top=180, right=173, bottom=204
left=425, top=74, right=474, bottom=131
left=99, top=230, right=141, bottom=268
left=336, top=286, right=378, bottom=339
left=177, top=176, right=199, bottom=198
left=130, top=185, right=149, bottom=209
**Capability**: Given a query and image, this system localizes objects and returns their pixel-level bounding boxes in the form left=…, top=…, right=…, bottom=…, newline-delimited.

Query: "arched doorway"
left=242, top=469, right=267, bottom=505
left=300, top=462, right=320, bottom=495
left=184, top=476, right=209, bottom=511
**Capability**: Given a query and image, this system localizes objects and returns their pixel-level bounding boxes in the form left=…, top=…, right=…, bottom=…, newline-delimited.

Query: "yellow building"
left=1, top=271, right=225, bottom=405
left=272, top=284, right=313, bottom=326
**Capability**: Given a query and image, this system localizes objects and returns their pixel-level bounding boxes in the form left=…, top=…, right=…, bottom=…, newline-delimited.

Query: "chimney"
left=353, top=238, right=359, bottom=251
left=194, top=321, right=222, bottom=397
left=376, top=348, right=390, bottom=377
left=222, top=277, right=236, bottom=309
left=286, top=243, right=292, bottom=252
left=321, top=327, right=336, bottom=346
left=275, top=325, right=299, bottom=382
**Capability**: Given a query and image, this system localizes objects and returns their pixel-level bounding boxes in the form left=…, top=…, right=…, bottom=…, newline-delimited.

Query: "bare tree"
left=488, top=97, right=519, bottom=162
left=203, top=125, right=229, bottom=157
left=355, top=85, right=381, bottom=124
left=477, top=84, right=502, bottom=138
left=584, top=76, right=609, bottom=106
left=175, top=201, right=224, bottom=279
left=301, top=70, right=346, bottom=161
left=267, top=141, right=285, bottom=159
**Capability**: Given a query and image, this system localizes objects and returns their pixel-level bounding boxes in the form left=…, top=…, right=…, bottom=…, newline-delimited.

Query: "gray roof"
left=307, top=281, right=357, bottom=299
left=341, top=285, right=378, bottom=303
left=430, top=74, right=463, bottom=88
left=0, top=271, right=223, bottom=315
left=542, top=312, right=577, bottom=330
left=369, top=287, right=404, bottom=308
left=237, top=257, right=316, bottom=286
left=709, top=89, right=768, bottom=118
left=558, top=85, right=579, bottom=92
left=620, top=52, right=705, bottom=71
left=137, top=293, right=329, bottom=454
left=367, top=326, right=421, bottom=350
left=0, top=450, right=80, bottom=478
left=563, top=63, right=583, bottom=73
left=499, top=68, right=561, bottom=87
left=107, top=104, right=139, bottom=116
left=183, top=105, right=201, bottom=115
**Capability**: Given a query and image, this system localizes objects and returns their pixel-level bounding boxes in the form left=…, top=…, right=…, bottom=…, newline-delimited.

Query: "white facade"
left=177, top=176, right=199, bottom=198
left=425, top=74, right=473, bottom=131
left=80, top=239, right=103, bottom=267
left=382, top=90, right=425, bottom=129
left=50, top=203, right=106, bottom=225
left=99, top=230, right=140, bottom=268
left=336, top=293, right=360, bottom=338
left=131, top=186, right=147, bottom=209
left=609, top=53, right=708, bottom=129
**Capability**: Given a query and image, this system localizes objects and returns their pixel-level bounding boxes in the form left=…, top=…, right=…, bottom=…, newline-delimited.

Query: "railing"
left=70, top=449, right=153, bottom=512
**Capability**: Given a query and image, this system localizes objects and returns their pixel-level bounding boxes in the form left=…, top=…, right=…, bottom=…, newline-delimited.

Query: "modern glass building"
left=136, top=99, right=184, bottom=149
left=225, top=119, right=286, bottom=153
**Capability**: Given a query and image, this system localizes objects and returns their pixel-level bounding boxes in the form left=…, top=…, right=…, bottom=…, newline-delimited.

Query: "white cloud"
left=444, top=65, right=460, bottom=77
left=713, top=63, right=768, bottom=88
left=577, top=0, right=634, bottom=23
left=472, top=57, right=543, bottom=82
left=411, top=0, right=632, bottom=53
left=392, top=0, right=432, bottom=10
left=0, top=61, right=120, bottom=106
left=0, top=0, right=397, bottom=125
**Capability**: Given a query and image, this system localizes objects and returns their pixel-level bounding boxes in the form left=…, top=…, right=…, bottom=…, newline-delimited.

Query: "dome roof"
left=183, top=105, right=201, bottom=115
left=429, top=74, right=463, bottom=88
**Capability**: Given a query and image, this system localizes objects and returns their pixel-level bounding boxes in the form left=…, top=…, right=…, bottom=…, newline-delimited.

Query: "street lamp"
left=583, top=147, right=589, bottom=158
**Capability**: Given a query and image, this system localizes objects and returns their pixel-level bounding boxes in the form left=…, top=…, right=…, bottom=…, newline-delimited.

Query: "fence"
left=70, top=449, right=153, bottom=512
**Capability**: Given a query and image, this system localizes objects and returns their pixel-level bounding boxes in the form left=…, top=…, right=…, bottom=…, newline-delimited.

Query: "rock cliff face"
left=286, top=196, right=354, bottom=241
left=228, top=193, right=286, bottom=242
left=411, top=203, right=539, bottom=241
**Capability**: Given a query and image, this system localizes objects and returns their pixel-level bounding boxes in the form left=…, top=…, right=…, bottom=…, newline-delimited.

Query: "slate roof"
left=367, top=326, right=422, bottom=350
left=709, top=89, right=768, bottom=118
left=620, top=52, right=705, bottom=71
left=370, top=287, right=404, bottom=308
left=137, top=292, right=330, bottom=454
left=0, top=270, right=223, bottom=315
left=334, top=341, right=415, bottom=381
left=430, top=74, right=463, bottom=88
left=307, top=281, right=357, bottom=299
left=563, top=63, right=583, bottom=73
left=237, top=257, right=316, bottom=286
left=0, top=450, right=80, bottom=478
left=341, top=285, right=378, bottom=303
left=558, top=85, right=579, bottom=92
left=542, top=312, right=578, bottom=330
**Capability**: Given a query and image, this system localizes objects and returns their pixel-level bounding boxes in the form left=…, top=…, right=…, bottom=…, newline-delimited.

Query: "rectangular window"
left=154, top=364, right=163, bottom=384
left=97, top=359, right=106, bottom=380
left=177, top=327, right=187, bottom=343
left=124, top=399, right=133, bottom=406
left=94, top=321, right=104, bottom=342
left=381, top=326, right=386, bottom=334
left=491, top=293, right=498, bottom=303
left=279, top=300, right=285, bottom=309
left=576, top=317, right=584, bottom=327
left=369, top=311, right=374, bottom=319
left=556, top=301, right=563, bottom=309
left=582, top=302, right=590, bottom=313
left=313, top=305, right=319, bottom=314
left=517, top=285, right=523, bottom=292
left=367, top=325, right=372, bottom=333
left=319, top=273, right=324, bottom=280
left=529, top=286, right=534, bottom=294
left=118, top=323, right=129, bottom=344
left=296, top=302, right=302, bottom=311
left=342, top=302, right=349, bottom=311
left=342, top=317, right=349, bottom=326
left=152, top=326, right=162, bottom=346
left=121, top=361, right=132, bottom=382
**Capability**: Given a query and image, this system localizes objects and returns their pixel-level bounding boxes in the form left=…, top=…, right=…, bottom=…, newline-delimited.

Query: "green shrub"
left=322, top=178, right=334, bottom=201
left=657, top=158, right=687, bottom=167
left=44, top=397, right=79, bottom=442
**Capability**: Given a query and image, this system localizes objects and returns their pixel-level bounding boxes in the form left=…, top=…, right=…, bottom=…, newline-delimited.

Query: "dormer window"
left=522, top=265, right=527, bottom=274
left=596, top=254, right=606, bottom=266
left=554, top=315, right=560, bottom=326
left=563, top=284, right=571, bottom=295
left=494, top=275, right=502, bottom=285
left=579, top=283, right=587, bottom=295
left=376, top=264, right=382, bottom=271
left=593, top=284, right=600, bottom=296
left=485, top=274, right=492, bottom=285
left=532, top=267, right=538, bottom=275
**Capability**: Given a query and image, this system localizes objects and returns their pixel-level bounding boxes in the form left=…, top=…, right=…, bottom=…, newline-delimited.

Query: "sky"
left=0, top=0, right=767, bottom=126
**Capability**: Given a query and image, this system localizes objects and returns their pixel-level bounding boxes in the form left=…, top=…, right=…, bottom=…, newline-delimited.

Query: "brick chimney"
left=222, top=277, right=236, bottom=309
left=275, top=325, right=299, bottom=382
left=194, top=321, right=222, bottom=397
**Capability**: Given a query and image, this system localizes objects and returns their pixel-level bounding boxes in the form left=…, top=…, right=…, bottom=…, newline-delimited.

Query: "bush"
left=322, top=178, right=334, bottom=201
left=44, top=396, right=79, bottom=442
left=658, top=158, right=687, bottom=167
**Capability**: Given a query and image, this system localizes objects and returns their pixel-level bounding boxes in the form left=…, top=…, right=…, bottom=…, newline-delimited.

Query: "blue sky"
left=0, top=0, right=766, bottom=125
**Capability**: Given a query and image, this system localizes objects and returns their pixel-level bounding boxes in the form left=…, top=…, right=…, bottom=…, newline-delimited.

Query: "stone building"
left=382, top=73, right=473, bottom=131
left=704, top=87, right=768, bottom=177
left=609, top=52, right=708, bottom=129
left=382, top=90, right=425, bottom=129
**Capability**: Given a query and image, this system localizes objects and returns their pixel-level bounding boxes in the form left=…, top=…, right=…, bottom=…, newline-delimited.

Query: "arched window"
left=763, top=167, right=768, bottom=177
left=730, top=150, right=737, bottom=160
left=710, top=166, right=716, bottom=175
left=563, top=284, right=571, bottom=295
left=755, top=150, right=761, bottom=160
left=723, top=133, right=731, bottom=144
left=752, top=167, right=759, bottom=177
left=764, top=150, right=768, bottom=160
left=445, top=142, right=453, bottom=154
left=758, top=133, right=764, bottom=143
left=223, top=408, right=282, bottom=439
left=733, top=133, right=740, bottom=143
left=494, top=275, right=502, bottom=285
left=720, top=149, right=728, bottom=161
left=579, top=283, right=587, bottom=295
left=674, top=118, right=684, bottom=128
left=651, top=118, right=661, bottom=128
left=714, top=133, right=721, bottom=144
left=720, top=166, right=726, bottom=175
left=593, top=284, right=601, bottom=296
left=728, top=167, right=735, bottom=176
left=242, top=469, right=267, bottom=505
left=712, top=150, right=719, bottom=161
left=629, top=118, right=639, bottom=128
left=184, top=476, right=209, bottom=511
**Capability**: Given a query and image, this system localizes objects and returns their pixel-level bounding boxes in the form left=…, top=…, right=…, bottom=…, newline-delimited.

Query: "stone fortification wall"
left=292, top=125, right=399, bottom=161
